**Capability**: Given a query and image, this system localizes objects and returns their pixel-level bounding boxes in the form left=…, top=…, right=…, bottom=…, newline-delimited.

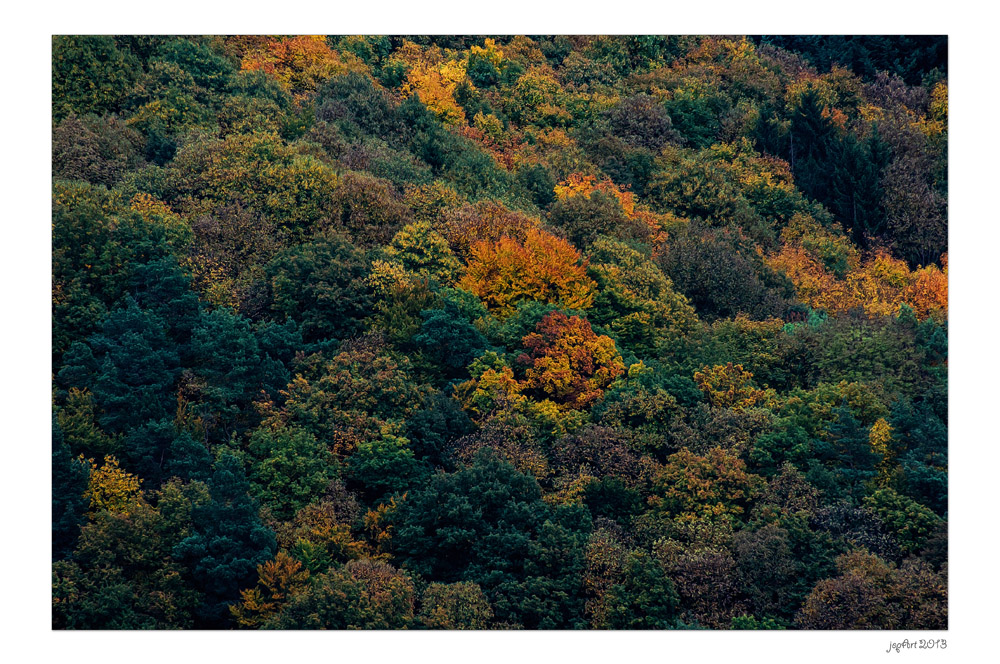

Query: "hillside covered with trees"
left=51, top=35, right=947, bottom=630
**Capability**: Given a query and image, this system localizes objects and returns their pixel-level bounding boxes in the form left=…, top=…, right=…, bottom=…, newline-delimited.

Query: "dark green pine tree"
left=789, top=88, right=837, bottom=205
left=413, top=296, right=494, bottom=378
left=916, top=316, right=948, bottom=366
left=824, top=405, right=878, bottom=497
left=52, top=414, right=90, bottom=560
left=390, top=449, right=591, bottom=628
left=128, top=257, right=202, bottom=354
left=172, top=453, right=276, bottom=627
left=123, top=418, right=212, bottom=486
left=403, top=390, right=475, bottom=468
left=265, top=234, right=375, bottom=344
left=602, top=551, right=681, bottom=629
left=829, top=128, right=891, bottom=248
left=188, top=308, right=288, bottom=439
left=890, top=394, right=948, bottom=516
left=58, top=297, right=180, bottom=435
left=165, top=429, right=214, bottom=484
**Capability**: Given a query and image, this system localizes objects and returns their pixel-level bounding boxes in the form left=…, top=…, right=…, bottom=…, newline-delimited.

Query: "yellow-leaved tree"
left=231, top=552, right=311, bottom=628
left=83, top=455, right=143, bottom=514
left=868, top=417, right=896, bottom=487
left=693, top=363, right=773, bottom=410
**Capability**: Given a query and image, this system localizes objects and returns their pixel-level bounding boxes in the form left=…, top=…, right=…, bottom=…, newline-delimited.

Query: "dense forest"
left=51, top=35, right=947, bottom=630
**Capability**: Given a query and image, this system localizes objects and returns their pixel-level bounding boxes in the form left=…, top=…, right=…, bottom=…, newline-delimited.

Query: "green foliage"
left=52, top=36, right=140, bottom=119
left=587, top=238, right=699, bottom=357
left=172, top=453, right=277, bottom=626
left=264, top=559, right=415, bottom=629
left=59, top=298, right=181, bottom=434
left=863, top=487, right=943, bottom=554
left=657, top=225, right=792, bottom=321
left=53, top=499, right=202, bottom=629
left=600, top=552, right=680, bottom=628
left=265, top=234, right=375, bottom=343
left=266, top=343, right=425, bottom=453
left=52, top=181, right=191, bottom=359
left=164, top=132, right=340, bottom=234
left=548, top=190, right=634, bottom=249
left=52, top=417, right=90, bottom=560
left=414, top=291, right=494, bottom=377
left=418, top=582, right=494, bottom=629
left=347, top=434, right=427, bottom=499
left=756, top=35, right=946, bottom=86
left=383, top=220, right=462, bottom=285
left=188, top=307, right=290, bottom=437
left=247, top=425, right=338, bottom=520
left=122, top=418, right=209, bottom=486
left=53, top=114, right=145, bottom=187
left=391, top=450, right=591, bottom=628
left=731, top=615, right=785, bottom=629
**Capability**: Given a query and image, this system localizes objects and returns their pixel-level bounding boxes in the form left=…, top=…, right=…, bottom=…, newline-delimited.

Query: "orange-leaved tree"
left=458, top=227, right=596, bottom=316
left=517, top=312, right=625, bottom=410
left=439, top=200, right=539, bottom=258
left=767, top=215, right=947, bottom=321
left=240, top=35, right=368, bottom=95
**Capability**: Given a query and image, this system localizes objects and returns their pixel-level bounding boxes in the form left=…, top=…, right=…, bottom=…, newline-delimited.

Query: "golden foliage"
left=694, top=363, right=772, bottom=411
left=401, top=59, right=467, bottom=125
left=916, top=82, right=948, bottom=138
left=404, top=182, right=464, bottom=223
left=458, top=227, right=596, bottom=316
left=768, top=216, right=947, bottom=321
left=649, top=447, right=765, bottom=521
left=419, top=582, right=494, bottom=629
left=83, top=455, right=143, bottom=514
left=454, top=355, right=527, bottom=418
left=58, top=388, right=119, bottom=457
left=555, top=173, right=636, bottom=216
left=382, top=220, right=462, bottom=285
left=241, top=35, right=369, bottom=94
left=274, top=500, right=372, bottom=564
left=364, top=494, right=406, bottom=557
left=869, top=417, right=896, bottom=487
left=555, top=173, right=672, bottom=247
left=455, top=113, right=525, bottom=170
left=368, top=259, right=414, bottom=299
left=231, top=552, right=310, bottom=628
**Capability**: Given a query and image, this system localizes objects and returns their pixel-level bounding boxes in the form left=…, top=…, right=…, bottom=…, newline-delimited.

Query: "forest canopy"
left=52, top=34, right=947, bottom=630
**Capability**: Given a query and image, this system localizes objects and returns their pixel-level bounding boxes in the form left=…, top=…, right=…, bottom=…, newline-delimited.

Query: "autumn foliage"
left=694, top=363, right=772, bottom=410
left=767, top=216, right=947, bottom=321
left=241, top=35, right=368, bottom=95
left=459, top=227, right=597, bottom=316
left=51, top=35, right=948, bottom=632
left=518, top=312, right=625, bottom=410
